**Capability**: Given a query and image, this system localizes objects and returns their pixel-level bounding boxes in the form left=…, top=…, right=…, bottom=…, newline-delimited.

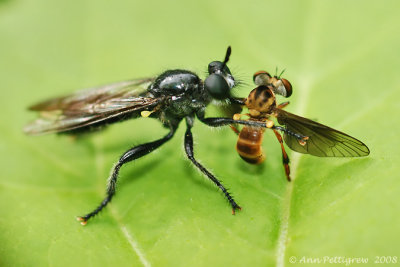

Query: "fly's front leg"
left=184, top=117, right=241, bottom=214
left=77, top=126, right=177, bottom=225
left=199, top=115, right=307, bottom=142
left=229, top=97, right=246, bottom=105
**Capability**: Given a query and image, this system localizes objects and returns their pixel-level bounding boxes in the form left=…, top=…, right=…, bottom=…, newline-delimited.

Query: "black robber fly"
left=25, top=47, right=285, bottom=225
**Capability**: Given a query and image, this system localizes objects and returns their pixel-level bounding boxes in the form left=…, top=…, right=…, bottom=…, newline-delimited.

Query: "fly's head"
left=204, top=46, right=236, bottom=100
left=253, top=70, right=292, bottom=98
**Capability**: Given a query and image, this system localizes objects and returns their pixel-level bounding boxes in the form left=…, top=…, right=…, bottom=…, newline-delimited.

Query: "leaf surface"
left=1, top=0, right=399, bottom=266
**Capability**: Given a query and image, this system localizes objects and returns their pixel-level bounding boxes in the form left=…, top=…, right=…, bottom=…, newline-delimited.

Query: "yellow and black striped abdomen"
left=236, top=126, right=265, bottom=164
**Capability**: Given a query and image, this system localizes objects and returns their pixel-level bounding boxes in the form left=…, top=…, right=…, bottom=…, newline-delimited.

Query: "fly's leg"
left=198, top=116, right=307, bottom=141
left=277, top=101, right=290, bottom=109
left=230, top=113, right=250, bottom=135
left=227, top=98, right=245, bottom=134
left=232, top=113, right=251, bottom=121
left=184, top=117, right=241, bottom=214
left=273, top=129, right=291, bottom=181
left=229, top=97, right=246, bottom=105
left=229, top=125, right=240, bottom=135
left=77, top=126, right=176, bottom=225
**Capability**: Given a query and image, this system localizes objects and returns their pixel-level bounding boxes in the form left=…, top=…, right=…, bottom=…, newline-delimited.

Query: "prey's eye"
left=274, top=78, right=292, bottom=98
left=280, top=78, right=292, bottom=97
left=253, top=71, right=271, bottom=86
left=204, top=73, right=230, bottom=100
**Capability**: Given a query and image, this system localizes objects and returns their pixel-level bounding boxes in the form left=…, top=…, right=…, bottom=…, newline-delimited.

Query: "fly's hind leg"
left=273, top=129, right=291, bottom=181
left=77, top=125, right=177, bottom=225
left=184, top=117, right=241, bottom=214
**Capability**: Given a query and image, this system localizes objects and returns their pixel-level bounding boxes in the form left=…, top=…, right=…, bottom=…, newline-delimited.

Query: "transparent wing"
left=275, top=108, right=370, bottom=157
left=24, top=78, right=161, bottom=135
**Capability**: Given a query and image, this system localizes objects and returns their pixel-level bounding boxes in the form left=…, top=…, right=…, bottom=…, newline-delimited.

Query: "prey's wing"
left=275, top=109, right=370, bottom=157
left=24, top=78, right=160, bottom=135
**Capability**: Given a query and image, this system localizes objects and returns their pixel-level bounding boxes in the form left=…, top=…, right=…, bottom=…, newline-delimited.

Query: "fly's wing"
left=275, top=108, right=370, bottom=157
left=24, top=78, right=161, bottom=135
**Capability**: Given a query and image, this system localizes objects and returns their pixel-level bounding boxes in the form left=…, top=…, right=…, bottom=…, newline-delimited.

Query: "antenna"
left=278, top=69, right=286, bottom=79
left=221, top=46, right=232, bottom=70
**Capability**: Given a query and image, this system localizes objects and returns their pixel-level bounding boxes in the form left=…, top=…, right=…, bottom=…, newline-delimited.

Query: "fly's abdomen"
left=236, top=126, right=265, bottom=164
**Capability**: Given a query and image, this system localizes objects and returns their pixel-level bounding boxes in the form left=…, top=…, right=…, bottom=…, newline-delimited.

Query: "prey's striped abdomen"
left=236, top=126, right=265, bottom=164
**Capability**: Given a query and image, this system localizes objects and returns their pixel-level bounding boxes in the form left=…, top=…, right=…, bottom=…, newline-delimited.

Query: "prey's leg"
left=277, top=101, right=290, bottom=109
left=273, top=129, right=291, bottom=181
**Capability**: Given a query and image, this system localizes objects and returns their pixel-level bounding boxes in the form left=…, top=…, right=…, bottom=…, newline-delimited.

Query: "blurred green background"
left=1, top=0, right=399, bottom=266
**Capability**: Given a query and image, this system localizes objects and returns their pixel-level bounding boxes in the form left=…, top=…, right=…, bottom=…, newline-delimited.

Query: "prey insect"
left=25, top=47, right=286, bottom=224
left=233, top=70, right=370, bottom=181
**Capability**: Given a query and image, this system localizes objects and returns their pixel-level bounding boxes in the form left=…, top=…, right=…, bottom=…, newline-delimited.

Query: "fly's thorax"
left=148, top=70, right=201, bottom=96
left=245, top=85, right=276, bottom=117
left=148, top=69, right=210, bottom=119
left=164, top=94, right=207, bottom=118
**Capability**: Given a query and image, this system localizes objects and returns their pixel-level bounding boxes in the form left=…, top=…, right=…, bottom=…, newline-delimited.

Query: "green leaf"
left=1, top=0, right=399, bottom=266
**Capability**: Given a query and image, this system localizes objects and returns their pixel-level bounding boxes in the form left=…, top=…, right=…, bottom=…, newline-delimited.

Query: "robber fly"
left=233, top=70, right=370, bottom=181
left=25, top=47, right=284, bottom=225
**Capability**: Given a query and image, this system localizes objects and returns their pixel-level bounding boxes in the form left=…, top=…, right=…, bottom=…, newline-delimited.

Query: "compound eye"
left=280, top=78, right=292, bottom=97
left=204, top=74, right=230, bottom=100
left=253, top=71, right=271, bottom=86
